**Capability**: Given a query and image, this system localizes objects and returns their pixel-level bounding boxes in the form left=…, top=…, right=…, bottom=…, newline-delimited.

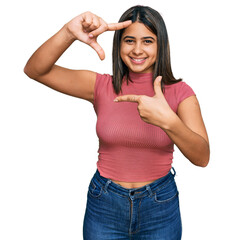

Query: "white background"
left=1, top=0, right=233, bottom=239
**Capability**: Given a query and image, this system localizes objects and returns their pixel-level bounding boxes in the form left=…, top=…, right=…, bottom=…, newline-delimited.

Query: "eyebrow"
left=123, top=36, right=156, bottom=40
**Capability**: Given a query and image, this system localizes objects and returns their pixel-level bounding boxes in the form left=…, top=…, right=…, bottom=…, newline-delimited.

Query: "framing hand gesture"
left=66, top=11, right=132, bottom=60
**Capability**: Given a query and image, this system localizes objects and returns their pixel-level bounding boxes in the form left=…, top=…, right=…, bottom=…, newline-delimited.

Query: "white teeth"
left=132, top=58, right=145, bottom=62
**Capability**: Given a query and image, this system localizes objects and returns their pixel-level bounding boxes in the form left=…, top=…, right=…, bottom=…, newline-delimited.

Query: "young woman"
left=24, top=5, right=210, bottom=240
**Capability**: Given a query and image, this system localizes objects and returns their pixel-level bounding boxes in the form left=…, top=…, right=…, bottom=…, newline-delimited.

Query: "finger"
left=153, top=76, right=163, bottom=97
left=114, top=94, right=140, bottom=102
left=89, top=19, right=132, bottom=38
left=90, top=16, right=100, bottom=30
left=84, top=15, right=101, bottom=32
left=107, top=20, right=132, bottom=31
left=82, top=13, right=93, bottom=29
left=89, top=40, right=105, bottom=60
left=88, top=18, right=108, bottom=38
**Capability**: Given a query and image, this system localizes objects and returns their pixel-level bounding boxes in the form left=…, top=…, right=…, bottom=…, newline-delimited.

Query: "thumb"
left=153, top=76, right=163, bottom=97
left=89, top=40, right=105, bottom=60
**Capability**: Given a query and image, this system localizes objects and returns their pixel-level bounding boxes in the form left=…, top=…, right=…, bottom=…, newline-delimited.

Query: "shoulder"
left=165, top=80, right=196, bottom=105
left=96, top=72, right=113, bottom=82
left=94, top=72, right=113, bottom=91
left=93, top=73, right=113, bottom=106
left=165, top=80, right=193, bottom=91
left=94, top=72, right=113, bottom=89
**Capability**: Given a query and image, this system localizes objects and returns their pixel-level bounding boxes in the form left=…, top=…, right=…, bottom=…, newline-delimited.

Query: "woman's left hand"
left=114, top=76, right=176, bottom=129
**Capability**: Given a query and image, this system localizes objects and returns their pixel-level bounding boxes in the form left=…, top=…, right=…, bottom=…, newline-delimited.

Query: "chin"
left=125, top=63, right=154, bottom=74
left=128, top=67, right=152, bottom=74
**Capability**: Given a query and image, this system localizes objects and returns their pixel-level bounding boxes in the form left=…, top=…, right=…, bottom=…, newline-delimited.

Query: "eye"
left=144, top=40, right=153, bottom=44
left=125, top=39, right=134, bottom=43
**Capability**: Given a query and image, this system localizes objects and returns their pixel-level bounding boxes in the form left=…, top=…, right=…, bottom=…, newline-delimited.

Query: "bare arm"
left=24, top=24, right=96, bottom=103
left=114, top=76, right=210, bottom=167
left=163, top=96, right=210, bottom=167
left=24, top=25, right=76, bottom=79
left=24, top=12, right=132, bottom=103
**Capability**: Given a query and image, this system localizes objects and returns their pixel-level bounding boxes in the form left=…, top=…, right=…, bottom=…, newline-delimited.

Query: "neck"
left=128, top=71, right=153, bottom=83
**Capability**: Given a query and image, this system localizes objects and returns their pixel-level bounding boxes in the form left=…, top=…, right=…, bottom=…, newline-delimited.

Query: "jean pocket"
left=88, top=177, right=104, bottom=199
left=153, top=178, right=179, bottom=203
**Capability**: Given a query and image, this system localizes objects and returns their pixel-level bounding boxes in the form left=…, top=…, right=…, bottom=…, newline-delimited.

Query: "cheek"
left=153, top=46, right=158, bottom=60
left=146, top=44, right=157, bottom=60
left=120, top=51, right=125, bottom=64
left=120, top=47, right=131, bottom=63
left=147, top=49, right=157, bottom=61
left=120, top=43, right=133, bottom=55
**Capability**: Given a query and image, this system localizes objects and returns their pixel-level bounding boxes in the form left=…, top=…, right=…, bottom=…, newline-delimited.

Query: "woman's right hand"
left=65, top=11, right=132, bottom=60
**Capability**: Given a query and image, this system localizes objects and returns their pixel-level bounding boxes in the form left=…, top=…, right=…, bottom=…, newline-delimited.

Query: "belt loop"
left=171, top=167, right=176, bottom=176
left=146, top=185, right=153, bottom=197
left=103, top=179, right=112, bottom=193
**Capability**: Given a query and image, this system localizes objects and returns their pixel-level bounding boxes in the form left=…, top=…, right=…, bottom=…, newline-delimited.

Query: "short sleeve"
left=93, top=73, right=101, bottom=107
left=176, top=81, right=196, bottom=105
left=93, top=72, right=112, bottom=111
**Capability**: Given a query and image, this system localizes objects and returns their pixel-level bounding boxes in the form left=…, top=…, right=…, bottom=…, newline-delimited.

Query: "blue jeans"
left=83, top=168, right=182, bottom=239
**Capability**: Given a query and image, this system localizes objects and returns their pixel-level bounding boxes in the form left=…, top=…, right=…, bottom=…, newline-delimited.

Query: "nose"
left=132, top=42, right=143, bottom=55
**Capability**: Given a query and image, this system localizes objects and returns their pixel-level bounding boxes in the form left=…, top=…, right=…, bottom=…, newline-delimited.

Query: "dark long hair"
left=112, top=5, right=182, bottom=95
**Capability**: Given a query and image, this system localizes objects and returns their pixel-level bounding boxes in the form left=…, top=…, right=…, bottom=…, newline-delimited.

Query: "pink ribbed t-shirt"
left=92, top=71, right=196, bottom=182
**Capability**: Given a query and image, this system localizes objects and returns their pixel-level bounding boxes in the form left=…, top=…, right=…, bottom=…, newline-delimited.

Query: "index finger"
left=89, top=20, right=132, bottom=38
left=107, top=20, right=132, bottom=31
left=114, top=94, right=140, bottom=102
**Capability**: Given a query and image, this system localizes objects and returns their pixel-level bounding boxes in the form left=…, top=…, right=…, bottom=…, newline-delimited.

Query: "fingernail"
left=113, top=98, right=118, bottom=102
left=89, top=34, right=93, bottom=38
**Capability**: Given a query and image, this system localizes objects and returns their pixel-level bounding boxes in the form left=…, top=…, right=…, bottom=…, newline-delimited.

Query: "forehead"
left=122, top=22, right=156, bottom=37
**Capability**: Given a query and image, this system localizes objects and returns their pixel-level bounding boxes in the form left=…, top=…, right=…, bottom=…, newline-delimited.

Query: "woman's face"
left=120, top=21, right=157, bottom=74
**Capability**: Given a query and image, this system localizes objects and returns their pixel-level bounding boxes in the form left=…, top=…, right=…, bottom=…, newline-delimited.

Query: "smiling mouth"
left=130, top=57, right=147, bottom=64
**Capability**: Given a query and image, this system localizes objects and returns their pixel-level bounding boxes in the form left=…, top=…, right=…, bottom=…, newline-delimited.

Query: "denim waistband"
left=93, top=167, right=176, bottom=199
